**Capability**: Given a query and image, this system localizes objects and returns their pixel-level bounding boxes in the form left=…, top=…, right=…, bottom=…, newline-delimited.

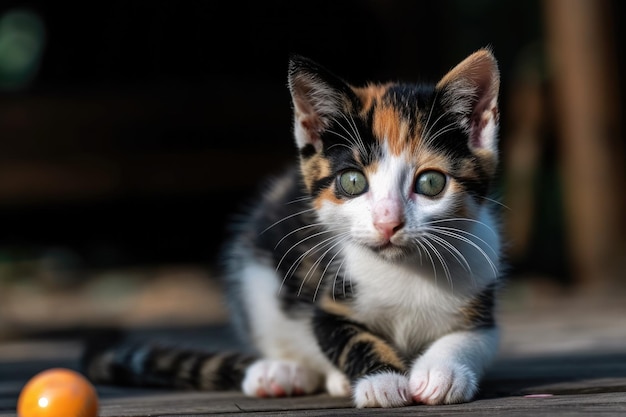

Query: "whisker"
left=412, top=237, right=439, bottom=285
left=427, top=225, right=499, bottom=258
left=343, top=112, right=368, bottom=161
left=274, top=222, right=334, bottom=249
left=420, top=235, right=453, bottom=289
left=332, top=256, right=348, bottom=301
left=426, top=226, right=499, bottom=278
left=413, top=238, right=430, bottom=268
left=421, top=100, right=448, bottom=145
left=278, top=233, right=335, bottom=296
left=424, top=231, right=477, bottom=288
left=336, top=112, right=367, bottom=158
left=311, top=235, right=350, bottom=301
left=326, top=112, right=368, bottom=162
left=424, top=232, right=472, bottom=274
left=259, top=207, right=316, bottom=235
left=327, top=143, right=357, bottom=153
left=285, top=195, right=313, bottom=205
left=327, top=129, right=357, bottom=148
left=422, top=111, right=454, bottom=147
left=298, top=234, right=345, bottom=294
left=424, top=122, right=458, bottom=144
left=276, top=228, right=341, bottom=274
left=421, top=89, right=440, bottom=144
left=480, top=196, right=511, bottom=211
left=279, top=231, right=348, bottom=295
left=423, top=217, right=498, bottom=236
left=294, top=232, right=349, bottom=297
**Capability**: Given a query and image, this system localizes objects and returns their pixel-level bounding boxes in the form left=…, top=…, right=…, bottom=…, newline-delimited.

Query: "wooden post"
left=542, top=0, right=624, bottom=290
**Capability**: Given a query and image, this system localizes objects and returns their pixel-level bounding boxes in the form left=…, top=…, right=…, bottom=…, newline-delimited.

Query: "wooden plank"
left=3, top=335, right=626, bottom=416
left=2, top=283, right=626, bottom=416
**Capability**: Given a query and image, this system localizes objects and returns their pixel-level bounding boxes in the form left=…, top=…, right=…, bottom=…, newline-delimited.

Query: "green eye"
left=415, top=170, right=446, bottom=197
left=338, top=170, right=368, bottom=196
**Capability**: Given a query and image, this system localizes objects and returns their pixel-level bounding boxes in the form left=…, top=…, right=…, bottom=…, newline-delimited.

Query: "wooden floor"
left=1, top=280, right=626, bottom=416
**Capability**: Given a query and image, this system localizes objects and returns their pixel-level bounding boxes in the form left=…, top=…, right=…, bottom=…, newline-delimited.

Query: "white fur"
left=325, top=369, right=351, bottom=397
left=242, top=359, right=321, bottom=397
left=353, top=371, right=411, bottom=408
left=238, top=258, right=335, bottom=394
left=409, top=328, right=499, bottom=404
left=473, top=105, right=499, bottom=154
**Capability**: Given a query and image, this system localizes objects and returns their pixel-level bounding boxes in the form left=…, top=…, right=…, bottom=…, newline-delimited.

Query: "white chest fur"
left=345, top=244, right=484, bottom=358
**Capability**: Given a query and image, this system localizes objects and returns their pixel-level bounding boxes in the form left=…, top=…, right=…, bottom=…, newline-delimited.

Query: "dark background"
left=0, top=0, right=623, bottom=284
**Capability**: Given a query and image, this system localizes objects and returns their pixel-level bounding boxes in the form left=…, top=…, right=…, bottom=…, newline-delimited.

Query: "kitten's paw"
left=242, top=359, right=321, bottom=398
left=325, top=370, right=351, bottom=397
left=409, top=360, right=478, bottom=405
left=352, top=371, right=411, bottom=408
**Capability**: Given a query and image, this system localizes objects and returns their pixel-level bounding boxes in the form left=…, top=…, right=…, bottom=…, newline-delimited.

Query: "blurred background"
left=0, top=0, right=624, bottom=339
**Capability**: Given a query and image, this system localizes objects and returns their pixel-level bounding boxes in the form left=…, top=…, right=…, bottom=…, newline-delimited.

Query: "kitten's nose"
left=373, top=198, right=404, bottom=240
left=374, top=220, right=404, bottom=240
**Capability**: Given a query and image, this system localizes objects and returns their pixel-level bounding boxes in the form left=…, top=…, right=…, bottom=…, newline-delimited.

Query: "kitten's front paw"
left=242, top=359, right=321, bottom=398
left=352, top=371, right=411, bottom=408
left=409, top=360, right=478, bottom=405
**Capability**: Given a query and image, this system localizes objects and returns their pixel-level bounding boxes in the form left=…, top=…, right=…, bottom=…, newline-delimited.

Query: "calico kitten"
left=83, top=48, right=503, bottom=408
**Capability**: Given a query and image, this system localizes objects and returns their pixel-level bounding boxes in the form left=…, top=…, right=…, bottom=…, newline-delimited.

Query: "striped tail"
left=81, top=341, right=258, bottom=391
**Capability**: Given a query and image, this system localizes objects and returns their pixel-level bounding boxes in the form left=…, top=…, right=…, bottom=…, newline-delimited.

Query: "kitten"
left=83, top=48, right=503, bottom=408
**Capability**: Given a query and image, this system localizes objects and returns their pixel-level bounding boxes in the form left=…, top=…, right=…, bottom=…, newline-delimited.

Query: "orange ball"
left=17, top=368, right=99, bottom=417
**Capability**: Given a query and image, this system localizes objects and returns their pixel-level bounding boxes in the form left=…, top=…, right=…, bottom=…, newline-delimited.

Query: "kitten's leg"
left=313, top=307, right=411, bottom=408
left=235, top=262, right=327, bottom=398
left=409, top=327, right=499, bottom=405
left=242, top=359, right=322, bottom=397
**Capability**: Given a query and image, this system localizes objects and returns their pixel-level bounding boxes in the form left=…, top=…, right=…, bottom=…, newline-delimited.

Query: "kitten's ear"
left=436, top=48, right=500, bottom=156
left=287, top=55, right=352, bottom=153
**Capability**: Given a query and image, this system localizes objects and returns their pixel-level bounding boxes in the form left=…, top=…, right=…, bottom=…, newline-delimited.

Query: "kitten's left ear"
left=287, top=55, right=354, bottom=153
left=436, top=48, right=500, bottom=156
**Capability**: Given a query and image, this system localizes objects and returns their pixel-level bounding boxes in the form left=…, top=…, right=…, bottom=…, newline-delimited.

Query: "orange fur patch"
left=413, top=151, right=452, bottom=173
left=301, top=155, right=331, bottom=192
left=338, top=332, right=406, bottom=372
left=320, top=294, right=354, bottom=317
left=371, top=105, right=411, bottom=156
left=354, top=84, right=389, bottom=116
left=314, top=187, right=342, bottom=209
left=363, top=160, right=379, bottom=179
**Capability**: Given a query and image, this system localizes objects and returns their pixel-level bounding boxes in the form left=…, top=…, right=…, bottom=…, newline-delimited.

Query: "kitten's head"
left=287, top=49, right=500, bottom=261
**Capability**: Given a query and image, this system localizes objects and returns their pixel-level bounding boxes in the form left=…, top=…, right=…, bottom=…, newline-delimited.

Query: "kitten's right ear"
left=287, top=55, right=352, bottom=153
left=435, top=48, right=500, bottom=157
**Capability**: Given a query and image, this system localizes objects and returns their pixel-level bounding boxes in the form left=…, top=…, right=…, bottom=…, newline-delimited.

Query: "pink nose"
left=373, top=198, right=404, bottom=240
left=374, top=220, right=404, bottom=240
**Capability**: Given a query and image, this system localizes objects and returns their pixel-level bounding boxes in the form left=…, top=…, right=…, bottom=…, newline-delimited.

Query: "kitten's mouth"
left=371, top=240, right=406, bottom=259
left=376, top=241, right=394, bottom=250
